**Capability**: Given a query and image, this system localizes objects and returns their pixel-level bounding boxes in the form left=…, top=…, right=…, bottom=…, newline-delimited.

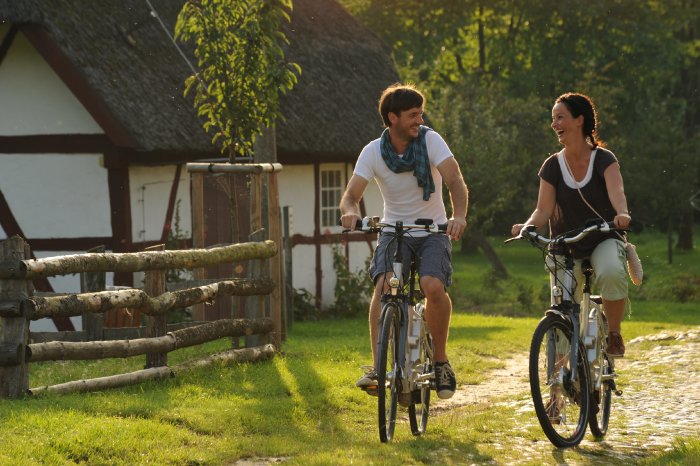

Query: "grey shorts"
left=369, top=232, right=452, bottom=287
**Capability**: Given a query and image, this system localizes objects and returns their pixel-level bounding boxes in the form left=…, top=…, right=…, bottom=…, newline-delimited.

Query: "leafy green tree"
left=340, top=0, right=699, bottom=257
left=175, top=0, right=301, bottom=160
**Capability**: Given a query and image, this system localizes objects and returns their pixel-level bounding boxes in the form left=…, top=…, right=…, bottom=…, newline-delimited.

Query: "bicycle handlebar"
left=504, top=220, right=621, bottom=246
left=342, top=216, right=447, bottom=234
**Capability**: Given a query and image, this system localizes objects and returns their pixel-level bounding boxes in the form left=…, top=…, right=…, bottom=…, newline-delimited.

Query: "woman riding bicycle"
left=339, top=83, right=469, bottom=398
left=511, top=92, right=632, bottom=358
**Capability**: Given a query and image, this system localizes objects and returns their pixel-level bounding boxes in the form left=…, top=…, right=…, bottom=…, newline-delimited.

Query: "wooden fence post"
left=268, top=171, right=283, bottom=346
left=0, top=236, right=31, bottom=398
left=80, top=245, right=105, bottom=341
left=191, top=172, right=206, bottom=322
left=145, top=244, right=167, bottom=368
left=244, top=229, right=265, bottom=348
left=283, top=206, right=293, bottom=331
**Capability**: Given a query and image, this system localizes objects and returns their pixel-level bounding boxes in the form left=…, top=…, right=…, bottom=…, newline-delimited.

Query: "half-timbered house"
left=0, top=0, right=398, bottom=331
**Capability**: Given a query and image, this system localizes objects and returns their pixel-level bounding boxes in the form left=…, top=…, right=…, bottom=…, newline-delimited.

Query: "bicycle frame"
left=544, top=246, right=584, bottom=384
left=511, top=221, right=621, bottom=388
left=507, top=220, right=623, bottom=446
left=344, top=216, right=445, bottom=441
left=377, top=220, right=437, bottom=398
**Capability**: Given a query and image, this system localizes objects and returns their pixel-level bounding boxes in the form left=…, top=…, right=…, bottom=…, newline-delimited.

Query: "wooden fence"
left=0, top=236, right=280, bottom=398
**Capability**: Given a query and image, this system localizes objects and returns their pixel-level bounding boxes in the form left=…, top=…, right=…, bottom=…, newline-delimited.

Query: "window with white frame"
left=320, top=168, right=343, bottom=227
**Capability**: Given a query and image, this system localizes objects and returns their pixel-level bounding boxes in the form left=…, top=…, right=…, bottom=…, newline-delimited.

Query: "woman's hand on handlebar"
left=613, top=212, right=631, bottom=230
left=511, top=223, right=530, bottom=237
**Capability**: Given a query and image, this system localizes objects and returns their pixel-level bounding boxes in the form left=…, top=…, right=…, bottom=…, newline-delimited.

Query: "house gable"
left=0, top=25, right=102, bottom=135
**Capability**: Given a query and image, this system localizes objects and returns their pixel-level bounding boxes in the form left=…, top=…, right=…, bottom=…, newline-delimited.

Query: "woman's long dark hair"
left=556, top=93, right=606, bottom=148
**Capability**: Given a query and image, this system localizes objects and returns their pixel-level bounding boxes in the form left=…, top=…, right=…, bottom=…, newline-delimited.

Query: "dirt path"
left=434, top=327, right=700, bottom=464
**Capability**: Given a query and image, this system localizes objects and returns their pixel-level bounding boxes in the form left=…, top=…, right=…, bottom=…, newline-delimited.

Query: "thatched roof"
left=0, top=0, right=399, bottom=163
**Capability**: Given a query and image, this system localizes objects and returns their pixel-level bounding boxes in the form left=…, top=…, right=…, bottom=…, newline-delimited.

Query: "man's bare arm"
left=437, top=157, right=468, bottom=240
left=339, top=175, right=369, bottom=230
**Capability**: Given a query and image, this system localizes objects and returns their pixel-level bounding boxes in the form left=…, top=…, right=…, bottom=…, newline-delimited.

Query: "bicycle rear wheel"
left=408, top=319, right=432, bottom=436
left=377, top=304, right=400, bottom=443
left=529, top=314, right=590, bottom=448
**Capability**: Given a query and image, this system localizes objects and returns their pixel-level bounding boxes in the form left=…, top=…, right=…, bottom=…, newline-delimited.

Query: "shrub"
left=292, top=287, right=321, bottom=321
left=329, top=243, right=373, bottom=318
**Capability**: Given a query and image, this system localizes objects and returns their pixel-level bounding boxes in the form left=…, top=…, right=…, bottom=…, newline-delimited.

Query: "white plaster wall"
left=277, top=162, right=383, bottom=308
left=277, top=165, right=314, bottom=237
left=0, top=154, right=111, bottom=238
left=129, top=165, right=192, bottom=245
left=0, top=26, right=103, bottom=135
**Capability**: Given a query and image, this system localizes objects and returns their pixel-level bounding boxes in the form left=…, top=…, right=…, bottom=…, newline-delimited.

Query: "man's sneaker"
left=356, top=365, right=378, bottom=389
left=607, top=331, right=625, bottom=358
left=434, top=361, right=456, bottom=399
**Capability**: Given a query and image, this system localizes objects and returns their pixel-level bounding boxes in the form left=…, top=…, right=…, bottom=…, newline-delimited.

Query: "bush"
left=671, top=273, right=700, bottom=303
left=329, top=243, right=373, bottom=318
left=292, top=287, right=321, bottom=321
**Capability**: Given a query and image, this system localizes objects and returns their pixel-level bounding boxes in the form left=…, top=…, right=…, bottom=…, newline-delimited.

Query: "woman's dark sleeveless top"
left=538, top=148, right=621, bottom=258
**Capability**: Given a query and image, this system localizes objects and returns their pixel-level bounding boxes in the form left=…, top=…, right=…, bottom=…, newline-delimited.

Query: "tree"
left=175, top=0, right=301, bottom=161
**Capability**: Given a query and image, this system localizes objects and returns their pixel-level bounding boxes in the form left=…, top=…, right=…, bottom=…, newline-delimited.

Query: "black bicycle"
left=506, top=220, right=624, bottom=447
left=348, top=216, right=446, bottom=442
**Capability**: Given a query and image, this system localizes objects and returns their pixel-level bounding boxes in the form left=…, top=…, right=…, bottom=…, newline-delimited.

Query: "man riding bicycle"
left=339, top=83, right=469, bottom=399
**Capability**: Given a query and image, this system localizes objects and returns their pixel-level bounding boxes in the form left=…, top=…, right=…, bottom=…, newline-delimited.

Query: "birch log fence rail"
left=0, top=236, right=281, bottom=399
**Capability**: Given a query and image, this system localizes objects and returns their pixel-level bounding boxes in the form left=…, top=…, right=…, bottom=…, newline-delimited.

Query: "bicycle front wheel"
left=377, top=303, right=400, bottom=443
left=408, top=318, right=432, bottom=436
left=589, top=353, right=613, bottom=438
left=589, top=304, right=612, bottom=438
left=529, top=314, right=590, bottom=448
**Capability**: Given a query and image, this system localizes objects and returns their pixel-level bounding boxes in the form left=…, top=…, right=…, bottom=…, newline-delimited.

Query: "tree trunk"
left=464, top=229, right=508, bottom=278
left=667, top=223, right=674, bottom=264
left=676, top=207, right=693, bottom=251
left=460, top=230, right=480, bottom=254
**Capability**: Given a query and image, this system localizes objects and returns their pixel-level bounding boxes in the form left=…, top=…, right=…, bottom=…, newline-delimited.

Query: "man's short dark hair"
left=378, top=83, right=424, bottom=127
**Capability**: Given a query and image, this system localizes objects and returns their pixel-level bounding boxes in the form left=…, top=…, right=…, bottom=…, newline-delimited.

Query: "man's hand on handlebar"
left=340, top=212, right=362, bottom=231
left=447, top=217, right=467, bottom=241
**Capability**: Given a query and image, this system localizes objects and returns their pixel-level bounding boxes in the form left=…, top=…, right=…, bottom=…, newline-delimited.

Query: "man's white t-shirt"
left=353, top=130, right=453, bottom=226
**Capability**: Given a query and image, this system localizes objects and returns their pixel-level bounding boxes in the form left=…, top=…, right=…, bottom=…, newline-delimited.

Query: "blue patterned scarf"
left=380, top=125, right=434, bottom=201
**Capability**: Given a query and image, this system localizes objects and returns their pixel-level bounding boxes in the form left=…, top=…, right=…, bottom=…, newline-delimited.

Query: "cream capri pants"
left=547, top=238, right=628, bottom=304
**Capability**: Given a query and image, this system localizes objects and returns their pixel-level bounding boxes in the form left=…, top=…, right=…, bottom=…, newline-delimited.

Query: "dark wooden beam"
left=0, top=25, right=18, bottom=67
left=20, top=25, right=137, bottom=148
left=0, top=134, right=110, bottom=154
left=106, top=148, right=133, bottom=286
left=160, top=164, right=182, bottom=244
left=0, top=189, right=74, bottom=331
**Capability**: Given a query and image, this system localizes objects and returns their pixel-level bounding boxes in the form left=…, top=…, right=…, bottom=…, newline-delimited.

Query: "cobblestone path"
left=440, top=328, right=700, bottom=464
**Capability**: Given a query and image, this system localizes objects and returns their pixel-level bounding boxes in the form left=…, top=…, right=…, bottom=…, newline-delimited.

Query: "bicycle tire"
left=408, top=315, right=432, bottom=436
left=589, top=304, right=612, bottom=438
left=529, top=314, right=590, bottom=448
left=589, top=353, right=613, bottom=438
left=377, top=303, right=400, bottom=443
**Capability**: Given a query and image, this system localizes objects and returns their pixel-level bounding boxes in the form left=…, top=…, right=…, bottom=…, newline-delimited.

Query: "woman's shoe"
left=607, top=331, right=625, bottom=358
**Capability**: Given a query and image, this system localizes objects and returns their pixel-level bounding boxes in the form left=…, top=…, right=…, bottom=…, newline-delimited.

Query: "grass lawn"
left=0, top=231, right=698, bottom=464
